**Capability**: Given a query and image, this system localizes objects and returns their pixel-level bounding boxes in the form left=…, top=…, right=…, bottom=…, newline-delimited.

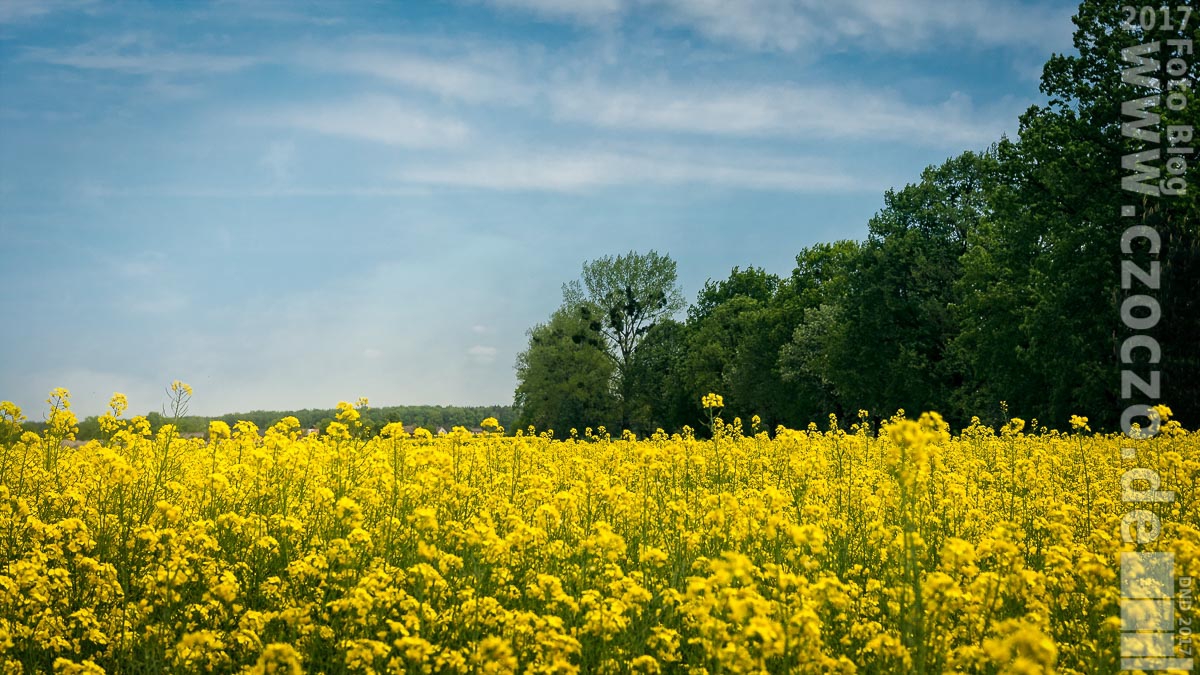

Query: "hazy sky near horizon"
left=0, top=0, right=1078, bottom=418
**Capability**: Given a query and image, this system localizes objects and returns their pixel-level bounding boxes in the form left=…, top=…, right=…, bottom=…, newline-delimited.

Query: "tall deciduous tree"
left=778, top=240, right=862, bottom=423
left=514, top=309, right=617, bottom=435
left=688, top=266, right=780, bottom=323
left=562, top=250, right=686, bottom=431
left=626, top=319, right=694, bottom=434
left=957, top=1, right=1199, bottom=428
left=828, top=151, right=997, bottom=426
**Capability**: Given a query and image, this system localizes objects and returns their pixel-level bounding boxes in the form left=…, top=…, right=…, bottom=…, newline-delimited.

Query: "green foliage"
left=514, top=308, right=618, bottom=435
left=950, top=0, right=1200, bottom=429
left=688, top=266, right=779, bottom=323
left=824, top=151, right=996, bottom=428
left=558, top=250, right=686, bottom=430
left=626, top=319, right=695, bottom=433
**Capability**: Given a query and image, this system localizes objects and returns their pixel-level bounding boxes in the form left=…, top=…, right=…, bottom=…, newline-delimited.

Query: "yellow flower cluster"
left=701, top=393, right=724, bottom=410
left=0, top=388, right=1197, bottom=673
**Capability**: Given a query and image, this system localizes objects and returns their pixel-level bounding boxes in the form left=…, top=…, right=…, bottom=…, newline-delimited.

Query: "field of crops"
left=0, top=385, right=1196, bottom=674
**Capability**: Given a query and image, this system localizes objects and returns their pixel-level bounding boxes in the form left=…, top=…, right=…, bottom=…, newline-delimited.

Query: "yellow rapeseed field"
left=1, top=384, right=1196, bottom=674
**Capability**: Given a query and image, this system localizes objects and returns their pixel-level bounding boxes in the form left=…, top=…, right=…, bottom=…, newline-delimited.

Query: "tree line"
left=61, top=405, right=518, bottom=440
left=513, top=1, right=1199, bottom=435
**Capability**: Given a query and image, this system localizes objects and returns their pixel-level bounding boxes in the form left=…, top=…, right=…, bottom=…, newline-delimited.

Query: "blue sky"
left=0, top=0, right=1079, bottom=418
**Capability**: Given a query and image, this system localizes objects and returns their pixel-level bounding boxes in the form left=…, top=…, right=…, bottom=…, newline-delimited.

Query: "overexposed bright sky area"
left=0, top=0, right=1078, bottom=417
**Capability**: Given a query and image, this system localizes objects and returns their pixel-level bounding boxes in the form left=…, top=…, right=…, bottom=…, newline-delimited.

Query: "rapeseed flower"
left=0, top=384, right=1194, bottom=673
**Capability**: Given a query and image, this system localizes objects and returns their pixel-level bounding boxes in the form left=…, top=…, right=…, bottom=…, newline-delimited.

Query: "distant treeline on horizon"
left=32, top=404, right=519, bottom=440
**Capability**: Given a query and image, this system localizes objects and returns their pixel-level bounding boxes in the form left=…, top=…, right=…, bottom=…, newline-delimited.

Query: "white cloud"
left=550, top=81, right=1015, bottom=147
left=477, top=0, right=623, bottom=24
left=477, top=0, right=1073, bottom=54
left=23, top=33, right=260, bottom=74
left=80, top=184, right=434, bottom=199
left=398, top=146, right=878, bottom=193
left=363, top=348, right=383, bottom=359
left=40, top=50, right=257, bottom=74
left=0, top=0, right=95, bottom=24
left=26, top=22, right=1031, bottom=154
left=308, top=49, right=534, bottom=104
left=206, top=0, right=346, bottom=27
left=828, top=0, right=1073, bottom=52
left=299, top=41, right=1014, bottom=147
left=254, top=95, right=471, bottom=148
left=649, top=0, right=818, bottom=52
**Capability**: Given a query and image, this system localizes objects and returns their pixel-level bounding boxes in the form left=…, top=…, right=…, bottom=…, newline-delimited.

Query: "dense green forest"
left=53, top=405, right=517, bottom=441
left=514, top=0, right=1200, bottom=436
